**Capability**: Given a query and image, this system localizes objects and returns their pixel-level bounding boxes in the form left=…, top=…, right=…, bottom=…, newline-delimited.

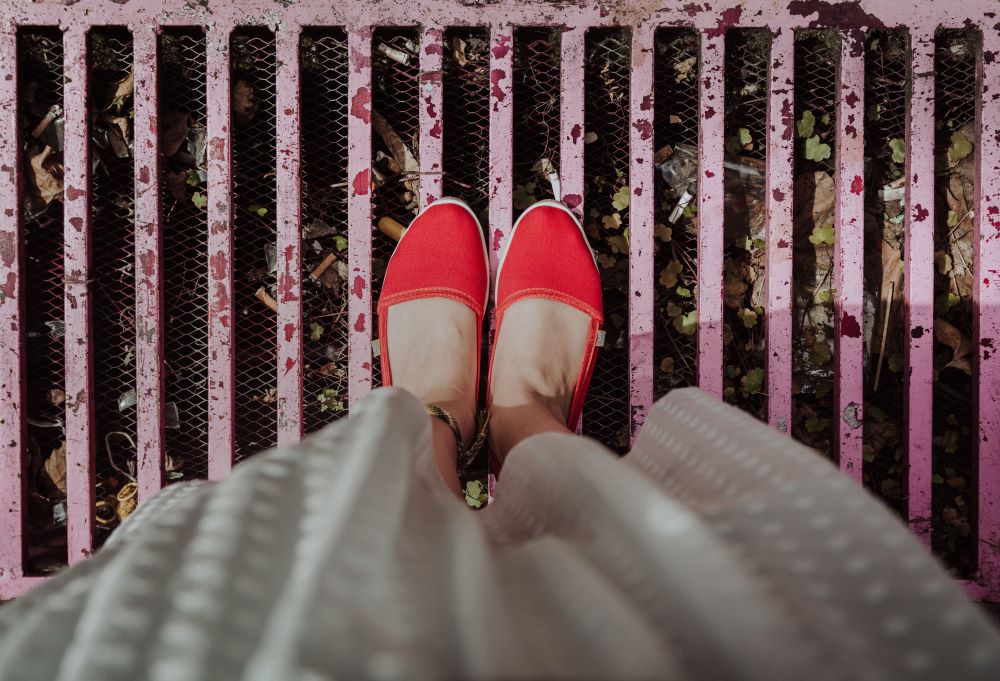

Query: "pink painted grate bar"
left=696, top=30, right=724, bottom=397
left=905, top=30, right=936, bottom=544
left=276, top=25, right=304, bottom=445
left=833, top=35, right=865, bottom=482
left=765, top=29, right=794, bottom=435
left=628, top=25, right=655, bottom=440
left=133, top=27, right=165, bottom=499
left=63, top=28, right=95, bottom=564
left=419, top=27, right=444, bottom=209
left=206, top=27, right=235, bottom=479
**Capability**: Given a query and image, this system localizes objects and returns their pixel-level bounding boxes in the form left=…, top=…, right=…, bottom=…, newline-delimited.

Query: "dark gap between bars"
left=790, top=29, right=840, bottom=460
left=89, top=27, right=136, bottom=549
left=721, top=28, right=770, bottom=422
left=861, top=28, right=910, bottom=522
left=159, top=27, right=210, bottom=482
left=299, top=27, right=351, bottom=435
left=370, top=26, right=421, bottom=390
left=582, top=27, right=631, bottom=453
left=932, top=28, right=980, bottom=579
left=231, top=27, right=278, bottom=461
left=441, top=26, right=491, bottom=488
left=18, top=26, right=68, bottom=575
left=652, top=27, right=700, bottom=400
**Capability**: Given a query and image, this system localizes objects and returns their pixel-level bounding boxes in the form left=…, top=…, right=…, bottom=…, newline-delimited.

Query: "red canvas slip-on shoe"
left=377, top=197, right=489, bottom=387
left=486, top=199, right=604, bottom=472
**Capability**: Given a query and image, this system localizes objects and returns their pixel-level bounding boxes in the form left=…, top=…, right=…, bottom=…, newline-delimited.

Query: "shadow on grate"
left=861, top=28, right=909, bottom=521
left=159, top=28, right=209, bottom=481
left=19, top=27, right=67, bottom=575
left=512, top=27, right=561, bottom=221
left=652, top=28, right=700, bottom=400
left=370, top=27, right=421, bottom=390
left=932, top=28, right=979, bottom=578
left=89, top=28, right=136, bottom=547
left=791, top=29, right=839, bottom=459
left=721, top=28, right=770, bottom=421
left=582, top=28, right=631, bottom=453
left=231, top=28, right=277, bottom=461
left=300, top=28, right=351, bottom=434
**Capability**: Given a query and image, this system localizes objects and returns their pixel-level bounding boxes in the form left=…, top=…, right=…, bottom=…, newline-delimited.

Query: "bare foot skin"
left=488, top=297, right=593, bottom=461
left=386, top=297, right=479, bottom=496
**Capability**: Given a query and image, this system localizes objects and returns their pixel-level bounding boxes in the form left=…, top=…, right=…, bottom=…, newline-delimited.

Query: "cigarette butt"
left=378, top=216, right=407, bottom=242
left=255, top=287, right=278, bottom=312
left=31, top=107, right=59, bottom=139
left=309, top=252, right=338, bottom=282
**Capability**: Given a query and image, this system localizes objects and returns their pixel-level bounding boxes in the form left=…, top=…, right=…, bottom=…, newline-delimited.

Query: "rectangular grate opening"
left=442, top=27, right=490, bottom=488
left=861, top=28, right=910, bottom=520
left=89, top=27, right=136, bottom=545
left=442, top=28, right=491, bottom=221
left=159, top=28, right=209, bottom=481
left=721, top=28, right=770, bottom=420
left=512, top=27, right=560, bottom=221
left=932, top=28, right=980, bottom=578
left=790, top=29, right=840, bottom=458
left=652, top=28, right=700, bottom=399
left=370, top=27, right=421, bottom=390
left=300, top=28, right=351, bottom=434
left=231, top=27, right=277, bottom=461
left=582, top=28, right=631, bottom=452
left=19, top=26, right=67, bottom=575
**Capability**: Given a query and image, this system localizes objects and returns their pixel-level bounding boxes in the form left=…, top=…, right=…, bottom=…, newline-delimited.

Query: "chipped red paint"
left=633, top=118, right=652, bottom=140
left=491, top=34, right=511, bottom=59
left=490, top=68, right=507, bottom=102
left=350, top=86, right=372, bottom=123
left=841, top=312, right=862, bottom=338
left=353, top=168, right=370, bottom=195
left=571, top=123, right=582, bottom=144
left=352, top=275, right=366, bottom=299
left=354, top=313, right=366, bottom=333
left=914, top=203, right=929, bottom=221
left=705, top=5, right=743, bottom=38
left=850, top=175, right=863, bottom=194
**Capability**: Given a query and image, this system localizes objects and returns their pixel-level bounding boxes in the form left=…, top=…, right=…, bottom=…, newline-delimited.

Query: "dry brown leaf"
left=372, top=111, right=419, bottom=175
left=934, top=318, right=973, bottom=376
left=28, top=145, right=64, bottom=205
left=43, top=440, right=67, bottom=494
left=232, top=79, right=257, bottom=124
left=112, top=70, right=134, bottom=103
left=659, top=259, right=682, bottom=289
left=47, top=388, right=65, bottom=407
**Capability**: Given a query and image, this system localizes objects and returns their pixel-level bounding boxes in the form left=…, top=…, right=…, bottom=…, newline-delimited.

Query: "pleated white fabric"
left=0, top=387, right=997, bottom=681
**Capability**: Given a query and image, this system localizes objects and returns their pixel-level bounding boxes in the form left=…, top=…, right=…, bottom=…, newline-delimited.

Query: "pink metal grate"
left=1, top=1, right=1000, bottom=605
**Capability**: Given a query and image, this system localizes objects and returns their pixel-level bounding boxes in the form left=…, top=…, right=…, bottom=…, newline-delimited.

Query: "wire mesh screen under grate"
left=721, top=28, right=770, bottom=421
left=512, top=28, right=561, bottom=222
left=159, top=29, right=209, bottom=481
left=652, top=28, right=700, bottom=401
left=370, top=28, right=421, bottom=390
left=791, top=29, right=840, bottom=459
left=932, top=28, right=980, bottom=579
left=89, top=28, right=136, bottom=545
left=231, top=28, right=278, bottom=461
left=300, top=29, right=351, bottom=433
left=861, top=28, right=910, bottom=521
left=19, top=28, right=67, bottom=574
left=582, top=28, right=631, bottom=453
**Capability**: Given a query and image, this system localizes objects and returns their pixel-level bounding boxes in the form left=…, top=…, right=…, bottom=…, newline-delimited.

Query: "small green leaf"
left=805, top=135, right=832, bottom=162
left=676, top=286, right=692, bottom=298
left=738, top=127, right=752, bottom=146
left=817, top=289, right=834, bottom=303
left=797, top=110, right=815, bottom=139
left=334, top=235, right=348, bottom=252
left=811, top=340, right=832, bottom=366
left=191, top=191, right=207, bottom=209
left=309, top=322, right=324, bottom=341
left=683, top=202, right=698, bottom=219
left=935, top=292, right=961, bottom=316
left=889, top=138, right=906, bottom=164
left=186, top=169, right=201, bottom=186
left=948, top=132, right=973, bottom=163
left=611, top=185, right=630, bottom=211
left=888, top=352, right=904, bottom=373
left=465, top=479, right=488, bottom=508
left=820, top=113, right=831, bottom=126
left=248, top=204, right=268, bottom=217
left=947, top=211, right=960, bottom=228
left=739, top=308, right=758, bottom=329
left=932, top=474, right=945, bottom=485
left=808, top=224, right=835, bottom=246
left=866, top=403, right=888, bottom=423
left=673, top=310, right=697, bottom=336
left=805, top=416, right=830, bottom=433
left=740, top=367, right=764, bottom=397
